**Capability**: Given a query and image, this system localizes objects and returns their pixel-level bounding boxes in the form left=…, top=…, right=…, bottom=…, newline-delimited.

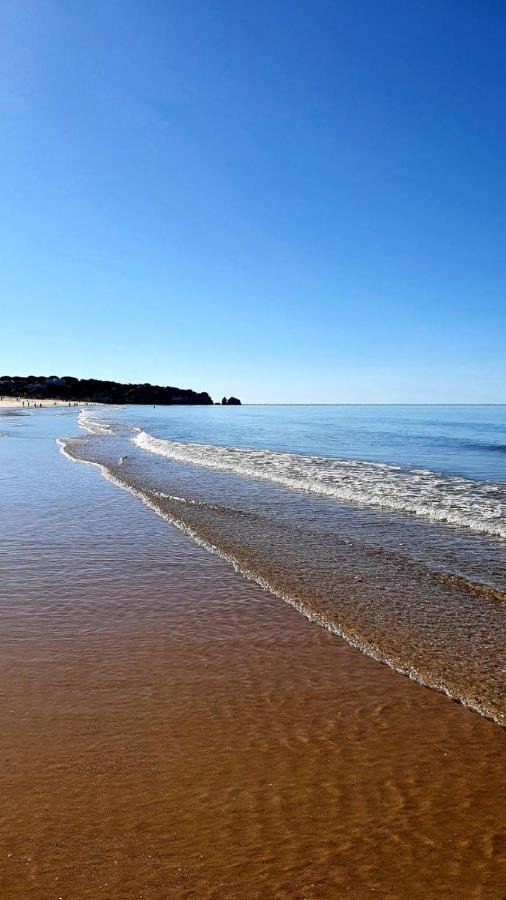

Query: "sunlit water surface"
left=0, top=407, right=505, bottom=898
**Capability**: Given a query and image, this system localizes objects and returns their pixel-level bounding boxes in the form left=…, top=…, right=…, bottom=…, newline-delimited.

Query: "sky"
left=1, top=0, right=505, bottom=403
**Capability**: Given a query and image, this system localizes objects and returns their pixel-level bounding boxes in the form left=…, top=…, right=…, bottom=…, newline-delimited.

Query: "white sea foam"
left=57, top=436, right=504, bottom=726
left=133, top=431, right=506, bottom=539
left=78, top=409, right=115, bottom=435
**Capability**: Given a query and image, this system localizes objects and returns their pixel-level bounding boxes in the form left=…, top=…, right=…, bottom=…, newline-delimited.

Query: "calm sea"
left=113, top=403, right=506, bottom=479
left=53, top=404, right=505, bottom=724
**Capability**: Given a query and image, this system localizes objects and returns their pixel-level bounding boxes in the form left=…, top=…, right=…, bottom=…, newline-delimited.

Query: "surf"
left=133, top=430, right=506, bottom=539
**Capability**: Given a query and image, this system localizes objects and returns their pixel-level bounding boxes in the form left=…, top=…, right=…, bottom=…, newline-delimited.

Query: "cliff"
left=0, top=375, right=217, bottom=405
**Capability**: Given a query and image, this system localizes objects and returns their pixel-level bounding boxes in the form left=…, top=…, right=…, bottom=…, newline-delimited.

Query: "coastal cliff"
left=0, top=375, right=225, bottom=405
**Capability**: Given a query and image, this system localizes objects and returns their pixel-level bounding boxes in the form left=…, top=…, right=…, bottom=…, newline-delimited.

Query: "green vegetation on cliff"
left=0, top=375, right=225, bottom=405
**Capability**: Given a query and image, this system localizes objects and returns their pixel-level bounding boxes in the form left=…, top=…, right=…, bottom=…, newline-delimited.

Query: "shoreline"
left=0, top=397, right=86, bottom=409
left=1, top=409, right=505, bottom=897
left=59, top=437, right=506, bottom=727
left=65, top=407, right=506, bottom=730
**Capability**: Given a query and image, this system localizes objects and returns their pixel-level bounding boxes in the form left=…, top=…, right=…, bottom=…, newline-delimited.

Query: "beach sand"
left=0, top=411, right=505, bottom=898
left=0, top=397, right=83, bottom=408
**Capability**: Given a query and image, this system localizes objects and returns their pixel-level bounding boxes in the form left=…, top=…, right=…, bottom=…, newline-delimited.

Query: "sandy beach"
left=0, top=409, right=505, bottom=899
left=0, top=397, right=84, bottom=409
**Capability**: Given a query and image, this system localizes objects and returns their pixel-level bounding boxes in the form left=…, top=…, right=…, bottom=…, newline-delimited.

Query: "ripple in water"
left=60, top=423, right=506, bottom=728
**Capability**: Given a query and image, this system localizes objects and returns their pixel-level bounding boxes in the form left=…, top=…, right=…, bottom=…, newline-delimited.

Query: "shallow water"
left=0, top=408, right=505, bottom=898
left=63, top=404, right=506, bottom=726
left=96, top=403, right=506, bottom=479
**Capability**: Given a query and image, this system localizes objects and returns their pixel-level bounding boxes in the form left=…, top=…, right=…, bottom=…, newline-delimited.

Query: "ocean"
left=62, top=403, right=506, bottom=726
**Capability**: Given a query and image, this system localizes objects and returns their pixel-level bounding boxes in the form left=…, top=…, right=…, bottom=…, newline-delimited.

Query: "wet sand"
left=0, top=412, right=505, bottom=898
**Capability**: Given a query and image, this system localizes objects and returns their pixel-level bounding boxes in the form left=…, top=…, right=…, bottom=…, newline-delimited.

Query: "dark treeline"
left=0, top=375, right=241, bottom=405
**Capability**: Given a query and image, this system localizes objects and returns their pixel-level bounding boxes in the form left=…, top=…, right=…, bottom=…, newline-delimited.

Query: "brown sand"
left=0, top=434, right=505, bottom=898
left=1, top=559, right=505, bottom=898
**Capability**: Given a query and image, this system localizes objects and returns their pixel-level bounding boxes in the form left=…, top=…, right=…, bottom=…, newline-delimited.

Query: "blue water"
left=103, top=404, right=506, bottom=481
left=2, top=404, right=505, bottom=723
left=60, top=403, right=506, bottom=723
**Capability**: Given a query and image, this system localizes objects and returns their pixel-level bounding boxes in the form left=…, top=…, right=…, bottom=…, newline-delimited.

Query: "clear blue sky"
left=1, top=0, right=505, bottom=402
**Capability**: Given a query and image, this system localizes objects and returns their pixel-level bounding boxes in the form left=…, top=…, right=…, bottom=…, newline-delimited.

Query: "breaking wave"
left=58, top=434, right=506, bottom=726
left=133, top=431, right=506, bottom=539
left=78, top=410, right=115, bottom=436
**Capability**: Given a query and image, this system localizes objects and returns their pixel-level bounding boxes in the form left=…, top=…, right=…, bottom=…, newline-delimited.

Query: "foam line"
left=57, top=437, right=505, bottom=727
left=133, top=431, right=506, bottom=539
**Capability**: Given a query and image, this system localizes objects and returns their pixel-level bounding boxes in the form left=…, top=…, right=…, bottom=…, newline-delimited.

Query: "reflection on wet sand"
left=64, top=431, right=506, bottom=727
left=0, top=415, right=505, bottom=897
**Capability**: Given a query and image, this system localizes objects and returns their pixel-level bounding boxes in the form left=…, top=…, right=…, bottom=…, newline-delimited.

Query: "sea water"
left=61, top=404, right=505, bottom=724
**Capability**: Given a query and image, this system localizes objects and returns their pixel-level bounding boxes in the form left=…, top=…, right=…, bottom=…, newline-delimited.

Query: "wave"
left=78, top=410, right=115, bottom=436
left=58, top=435, right=506, bottom=726
left=133, top=431, right=506, bottom=539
